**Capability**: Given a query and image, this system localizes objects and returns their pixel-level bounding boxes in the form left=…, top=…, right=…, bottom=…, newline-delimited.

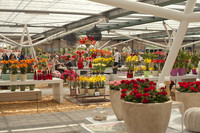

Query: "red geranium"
left=121, top=93, right=127, bottom=98
left=135, top=93, right=143, bottom=99
left=142, top=98, right=149, bottom=103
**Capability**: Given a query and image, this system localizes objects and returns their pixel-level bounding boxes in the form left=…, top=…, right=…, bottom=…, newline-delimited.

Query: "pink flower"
left=110, top=81, right=114, bottom=85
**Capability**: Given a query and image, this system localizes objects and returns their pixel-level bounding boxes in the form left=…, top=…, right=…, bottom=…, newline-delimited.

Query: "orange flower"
left=10, top=64, right=18, bottom=68
left=1, top=60, right=5, bottom=64
left=13, top=60, right=19, bottom=64
left=30, top=58, right=36, bottom=63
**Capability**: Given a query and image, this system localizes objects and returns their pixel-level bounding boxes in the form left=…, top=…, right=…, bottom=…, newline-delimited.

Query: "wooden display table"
left=0, top=78, right=63, bottom=103
left=76, top=94, right=109, bottom=103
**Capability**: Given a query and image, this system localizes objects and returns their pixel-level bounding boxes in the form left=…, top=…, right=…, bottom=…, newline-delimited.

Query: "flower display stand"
left=0, top=89, right=42, bottom=102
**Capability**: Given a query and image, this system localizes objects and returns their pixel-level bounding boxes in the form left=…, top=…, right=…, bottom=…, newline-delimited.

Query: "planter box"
left=0, top=89, right=42, bottom=102
left=1, top=74, right=20, bottom=80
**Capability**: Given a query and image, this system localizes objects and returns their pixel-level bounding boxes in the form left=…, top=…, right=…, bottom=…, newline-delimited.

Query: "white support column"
left=100, top=40, right=111, bottom=49
left=19, top=25, right=26, bottom=53
left=158, top=0, right=197, bottom=86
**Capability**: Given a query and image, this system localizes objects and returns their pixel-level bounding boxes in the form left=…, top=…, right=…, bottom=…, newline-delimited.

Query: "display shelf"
left=76, top=94, right=110, bottom=103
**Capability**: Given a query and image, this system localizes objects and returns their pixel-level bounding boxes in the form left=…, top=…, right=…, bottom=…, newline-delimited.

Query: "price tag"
left=95, top=92, right=100, bottom=96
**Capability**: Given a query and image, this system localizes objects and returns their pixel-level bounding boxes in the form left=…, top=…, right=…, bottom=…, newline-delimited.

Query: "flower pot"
left=27, top=73, right=34, bottom=79
left=88, top=89, right=95, bottom=96
left=175, top=91, right=200, bottom=114
left=20, top=74, right=27, bottom=81
left=10, top=85, right=17, bottom=91
left=152, top=71, right=159, bottom=77
left=20, top=85, right=26, bottom=91
left=29, top=84, right=35, bottom=91
left=10, top=74, right=17, bottom=82
left=192, top=69, right=197, bottom=75
left=79, top=88, right=86, bottom=95
left=1, top=74, right=10, bottom=80
left=171, top=68, right=178, bottom=76
left=144, top=71, right=151, bottom=77
left=121, top=100, right=172, bottom=133
left=110, top=90, right=123, bottom=121
left=97, top=88, right=105, bottom=95
left=127, top=70, right=134, bottom=78
left=178, top=68, right=185, bottom=76
left=70, top=89, right=77, bottom=96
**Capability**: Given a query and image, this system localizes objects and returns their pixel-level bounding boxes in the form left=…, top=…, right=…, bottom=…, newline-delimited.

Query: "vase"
left=1, top=74, right=10, bottom=80
left=144, top=71, right=151, bottom=77
left=10, top=74, right=17, bottom=82
left=29, top=84, right=35, bottom=91
left=20, top=74, right=27, bottom=81
left=175, top=91, right=200, bottom=114
left=34, top=71, right=37, bottom=80
left=152, top=71, right=159, bottom=77
left=127, top=70, right=133, bottom=78
left=97, top=88, right=105, bottom=95
left=178, top=68, right=185, bottom=76
left=89, top=61, right=92, bottom=68
left=192, top=69, right=197, bottom=75
left=171, top=68, right=178, bottom=76
left=79, top=88, right=86, bottom=95
left=70, top=89, right=76, bottom=96
left=110, top=90, right=123, bottom=121
left=20, top=85, right=26, bottom=91
left=88, top=89, right=95, bottom=96
left=10, top=85, right=17, bottom=91
left=121, top=100, right=172, bottom=133
left=27, top=73, right=34, bottom=79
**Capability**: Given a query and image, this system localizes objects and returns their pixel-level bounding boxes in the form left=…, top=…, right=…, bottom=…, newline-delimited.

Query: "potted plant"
left=10, top=85, right=17, bottom=91
left=120, top=78, right=171, bottom=133
left=96, top=75, right=106, bottom=95
left=20, top=85, right=26, bottom=91
left=1, top=60, right=9, bottom=80
left=176, top=81, right=200, bottom=113
left=171, top=60, right=178, bottom=76
left=27, top=58, right=36, bottom=79
left=79, top=76, right=88, bottom=95
left=151, top=59, right=159, bottom=76
left=9, top=60, right=19, bottom=81
left=177, top=50, right=188, bottom=76
left=143, top=58, right=152, bottom=77
left=19, top=60, right=28, bottom=81
left=29, top=84, right=35, bottom=91
left=191, top=52, right=199, bottom=75
left=125, top=55, right=138, bottom=78
left=109, top=80, right=123, bottom=120
left=88, top=76, right=96, bottom=96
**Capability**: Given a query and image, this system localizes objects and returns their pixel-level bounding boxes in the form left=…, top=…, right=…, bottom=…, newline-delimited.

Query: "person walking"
left=113, top=49, right=121, bottom=74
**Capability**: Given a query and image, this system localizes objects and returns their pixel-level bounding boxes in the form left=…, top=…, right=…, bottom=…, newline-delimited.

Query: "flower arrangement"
left=109, top=80, right=121, bottom=91
left=177, top=81, right=200, bottom=92
left=79, top=36, right=96, bottom=48
left=151, top=59, right=159, bottom=71
left=144, top=58, right=152, bottom=71
left=88, top=75, right=106, bottom=89
left=1, top=60, right=9, bottom=74
left=61, top=69, right=78, bottom=82
left=19, top=61, right=28, bottom=74
left=79, top=76, right=88, bottom=88
left=9, top=60, right=19, bottom=74
left=26, top=58, right=36, bottom=73
left=177, top=50, right=189, bottom=68
left=125, top=55, right=138, bottom=71
left=52, top=70, right=61, bottom=78
left=76, top=50, right=85, bottom=69
left=120, top=78, right=170, bottom=103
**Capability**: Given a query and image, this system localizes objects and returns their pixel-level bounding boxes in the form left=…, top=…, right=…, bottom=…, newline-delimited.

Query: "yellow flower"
left=144, top=58, right=151, bottom=64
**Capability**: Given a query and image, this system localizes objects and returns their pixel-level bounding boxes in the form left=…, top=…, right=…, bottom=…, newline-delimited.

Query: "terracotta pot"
left=79, top=88, right=86, bottom=95
left=97, top=88, right=105, bottom=95
left=152, top=71, right=159, bottom=77
left=110, top=90, right=123, bottom=121
left=88, top=89, right=95, bottom=96
left=20, top=74, right=27, bottom=81
left=175, top=91, right=200, bottom=114
left=10, top=74, right=17, bottom=82
left=121, top=100, right=172, bottom=133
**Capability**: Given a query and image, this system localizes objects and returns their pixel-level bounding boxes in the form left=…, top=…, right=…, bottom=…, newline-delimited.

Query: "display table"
left=76, top=94, right=109, bottom=103
left=116, top=74, right=198, bottom=82
left=0, top=78, right=63, bottom=103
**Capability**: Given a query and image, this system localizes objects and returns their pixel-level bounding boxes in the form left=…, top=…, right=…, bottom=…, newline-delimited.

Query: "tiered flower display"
left=120, top=78, right=170, bottom=103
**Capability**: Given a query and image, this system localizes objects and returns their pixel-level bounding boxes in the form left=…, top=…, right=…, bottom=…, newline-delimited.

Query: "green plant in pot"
left=177, top=50, right=188, bottom=76
left=29, top=84, right=35, bottom=91
left=10, top=85, right=17, bottom=91
left=20, top=85, right=26, bottom=91
left=191, top=52, right=199, bottom=74
left=1, top=60, right=8, bottom=74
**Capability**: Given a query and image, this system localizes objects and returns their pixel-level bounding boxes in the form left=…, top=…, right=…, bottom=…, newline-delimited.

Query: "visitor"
left=1, top=53, right=8, bottom=61
left=55, top=55, right=66, bottom=73
left=9, top=53, right=16, bottom=60
left=113, top=49, right=121, bottom=74
left=17, top=53, right=24, bottom=61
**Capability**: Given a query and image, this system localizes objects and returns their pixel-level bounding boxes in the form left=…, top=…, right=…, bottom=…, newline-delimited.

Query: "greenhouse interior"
left=1, top=0, right=200, bottom=133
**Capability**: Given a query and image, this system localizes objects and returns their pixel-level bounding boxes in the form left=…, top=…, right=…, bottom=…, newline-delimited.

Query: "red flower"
left=149, top=86, right=155, bottom=90
left=143, top=93, right=150, bottom=97
left=190, top=87, right=198, bottom=92
left=130, top=89, right=138, bottom=95
left=134, top=84, right=139, bottom=88
left=144, top=88, right=151, bottom=92
left=135, top=93, right=142, bottom=99
left=121, top=93, right=127, bottom=99
left=125, top=81, right=131, bottom=85
left=161, top=91, right=167, bottom=96
left=142, top=98, right=149, bottom=103
left=140, top=79, right=145, bottom=83
left=136, top=78, right=140, bottom=82
left=121, top=88, right=128, bottom=93
left=130, top=80, right=137, bottom=84
left=37, top=69, right=42, bottom=74
left=160, top=87, right=166, bottom=90
left=145, top=79, right=149, bottom=82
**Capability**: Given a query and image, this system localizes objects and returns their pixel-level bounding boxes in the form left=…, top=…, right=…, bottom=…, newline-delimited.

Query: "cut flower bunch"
left=120, top=78, right=170, bottom=103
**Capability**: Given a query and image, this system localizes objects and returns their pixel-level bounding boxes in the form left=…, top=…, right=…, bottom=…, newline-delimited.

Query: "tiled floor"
left=0, top=108, right=194, bottom=133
